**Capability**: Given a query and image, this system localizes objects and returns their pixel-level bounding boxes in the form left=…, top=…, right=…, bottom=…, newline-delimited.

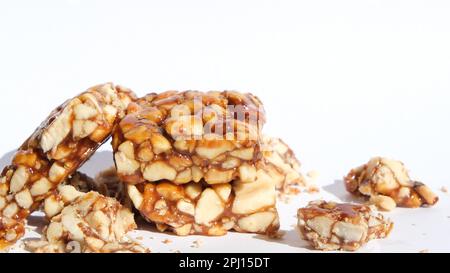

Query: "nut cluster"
left=344, top=157, right=439, bottom=211
left=27, top=190, right=146, bottom=253
left=0, top=83, right=136, bottom=245
left=297, top=200, right=393, bottom=251
left=112, top=91, right=266, bottom=185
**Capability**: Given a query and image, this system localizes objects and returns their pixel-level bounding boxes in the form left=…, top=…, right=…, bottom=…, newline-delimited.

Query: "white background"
left=1, top=0, right=449, bottom=253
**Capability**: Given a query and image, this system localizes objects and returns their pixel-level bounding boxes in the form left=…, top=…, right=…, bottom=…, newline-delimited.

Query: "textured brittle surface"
left=0, top=83, right=136, bottom=245
left=112, top=91, right=266, bottom=185
left=345, top=157, right=439, bottom=211
left=297, top=200, right=393, bottom=251
left=27, top=189, right=146, bottom=253
left=261, top=136, right=317, bottom=193
left=126, top=163, right=280, bottom=237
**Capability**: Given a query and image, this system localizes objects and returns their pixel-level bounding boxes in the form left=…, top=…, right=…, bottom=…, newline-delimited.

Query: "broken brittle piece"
left=27, top=190, right=146, bottom=253
left=345, top=157, right=439, bottom=211
left=44, top=169, right=130, bottom=219
left=126, top=164, right=280, bottom=237
left=0, top=83, right=136, bottom=245
left=297, top=200, right=393, bottom=251
left=262, top=136, right=317, bottom=193
left=112, top=91, right=266, bottom=185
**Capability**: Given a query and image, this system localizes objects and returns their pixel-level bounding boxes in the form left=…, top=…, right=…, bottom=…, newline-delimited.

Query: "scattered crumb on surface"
left=307, top=187, right=320, bottom=193
left=162, top=239, right=172, bottom=244
left=136, top=236, right=143, bottom=241
left=190, top=240, right=202, bottom=248
left=171, top=249, right=181, bottom=253
left=419, top=249, right=429, bottom=253
left=441, top=186, right=448, bottom=193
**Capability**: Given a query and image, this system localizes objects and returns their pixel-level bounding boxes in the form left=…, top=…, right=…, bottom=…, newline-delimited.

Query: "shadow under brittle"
left=322, top=179, right=365, bottom=203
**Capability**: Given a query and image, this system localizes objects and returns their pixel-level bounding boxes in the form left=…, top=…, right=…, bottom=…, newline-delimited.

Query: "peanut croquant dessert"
left=111, top=91, right=317, bottom=237
left=345, top=157, right=439, bottom=211
left=111, top=91, right=295, bottom=236
left=297, top=200, right=393, bottom=251
left=0, top=83, right=136, bottom=246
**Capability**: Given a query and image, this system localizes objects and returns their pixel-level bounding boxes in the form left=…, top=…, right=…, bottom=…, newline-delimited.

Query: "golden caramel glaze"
left=0, top=83, right=136, bottom=245
left=112, top=91, right=266, bottom=185
left=297, top=200, right=393, bottom=251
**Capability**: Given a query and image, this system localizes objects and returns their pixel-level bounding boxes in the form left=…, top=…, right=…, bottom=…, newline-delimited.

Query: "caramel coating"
left=112, top=91, right=266, bottom=185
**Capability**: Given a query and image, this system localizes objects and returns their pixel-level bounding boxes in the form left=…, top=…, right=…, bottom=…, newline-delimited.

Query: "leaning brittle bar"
left=126, top=164, right=279, bottom=236
left=0, top=83, right=136, bottom=245
left=344, top=157, right=439, bottom=211
left=27, top=190, right=146, bottom=253
left=112, top=91, right=266, bottom=185
left=297, top=200, right=393, bottom=251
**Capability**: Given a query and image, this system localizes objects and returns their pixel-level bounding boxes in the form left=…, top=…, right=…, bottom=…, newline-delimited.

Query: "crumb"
left=306, top=170, right=320, bottom=181
left=191, top=240, right=202, bottom=248
left=136, top=236, right=143, bottom=241
left=307, top=186, right=320, bottom=193
left=287, top=187, right=300, bottom=195
left=162, top=239, right=172, bottom=244
left=419, top=249, right=429, bottom=253
left=441, top=186, right=448, bottom=193
left=172, top=249, right=181, bottom=253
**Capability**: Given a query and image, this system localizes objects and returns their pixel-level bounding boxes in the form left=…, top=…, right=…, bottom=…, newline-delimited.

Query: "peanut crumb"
left=441, top=186, right=448, bottom=193
left=162, top=239, right=172, bottom=244
left=136, top=236, right=143, bottom=241
left=191, top=240, right=202, bottom=248
left=419, top=249, right=429, bottom=253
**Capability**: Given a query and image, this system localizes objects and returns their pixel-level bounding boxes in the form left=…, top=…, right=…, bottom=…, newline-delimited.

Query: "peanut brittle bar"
left=345, top=157, right=439, bottom=211
left=112, top=91, right=266, bottom=185
left=0, top=83, right=136, bottom=245
left=27, top=190, right=146, bottom=253
left=297, top=200, right=393, bottom=251
left=126, top=165, right=280, bottom=236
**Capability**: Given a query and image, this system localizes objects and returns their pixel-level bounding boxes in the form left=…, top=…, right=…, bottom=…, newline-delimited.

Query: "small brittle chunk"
left=345, top=157, right=439, bottom=211
left=297, top=200, right=393, bottom=251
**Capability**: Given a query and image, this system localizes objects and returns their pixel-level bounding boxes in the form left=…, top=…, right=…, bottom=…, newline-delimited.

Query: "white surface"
left=1, top=0, right=450, bottom=253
